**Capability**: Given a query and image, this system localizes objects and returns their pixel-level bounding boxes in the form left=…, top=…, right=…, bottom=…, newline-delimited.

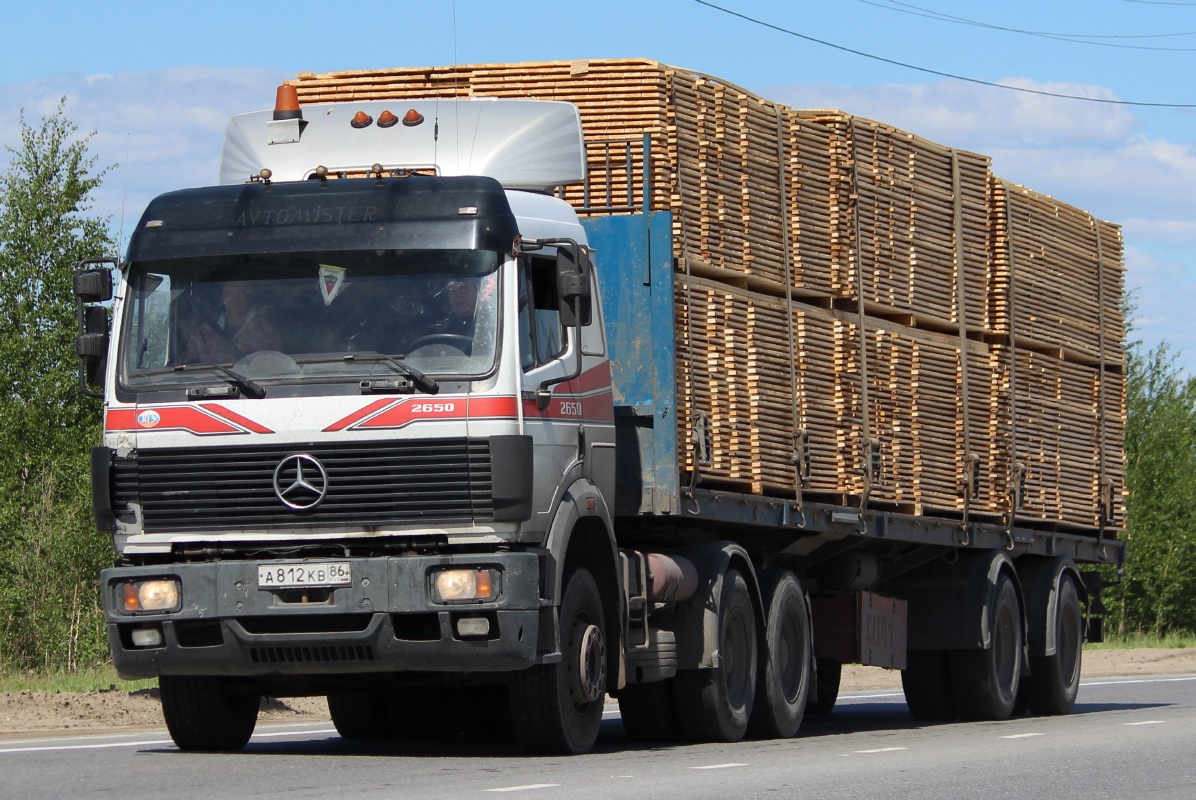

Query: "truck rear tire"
left=509, top=567, right=607, bottom=754
left=673, top=568, right=757, bottom=742
left=159, top=675, right=259, bottom=752
left=1022, top=574, right=1083, bottom=715
left=328, top=692, right=396, bottom=740
left=901, top=650, right=957, bottom=721
left=807, top=658, right=842, bottom=716
left=618, top=680, right=682, bottom=742
left=950, top=572, right=1023, bottom=720
left=748, top=570, right=811, bottom=738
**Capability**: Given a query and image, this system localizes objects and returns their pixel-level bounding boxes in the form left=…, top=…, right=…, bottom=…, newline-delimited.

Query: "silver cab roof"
left=219, top=98, right=586, bottom=192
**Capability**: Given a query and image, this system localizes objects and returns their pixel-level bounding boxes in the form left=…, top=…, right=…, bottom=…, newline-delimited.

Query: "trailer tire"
left=1022, top=574, right=1083, bottom=715
left=748, top=571, right=811, bottom=738
left=807, top=658, right=842, bottom=716
left=950, top=572, right=1023, bottom=720
left=674, top=568, right=757, bottom=742
left=509, top=567, right=607, bottom=754
left=901, top=650, right=957, bottom=721
left=328, top=692, right=395, bottom=740
left=159, top=675, right=259, bottom=752
left=618, top=680, right=682, bottom=742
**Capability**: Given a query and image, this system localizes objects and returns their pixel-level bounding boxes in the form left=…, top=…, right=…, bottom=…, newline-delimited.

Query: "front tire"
left=328, top=692, right=395, bottom=740
left=159, top=675, right=259, bottom=752
left=673, top=568, right=758, bottom=742
left=509, top=567, right=608, bottom=754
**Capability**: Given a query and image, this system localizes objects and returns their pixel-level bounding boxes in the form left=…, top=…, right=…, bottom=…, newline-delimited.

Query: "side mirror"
left=74, top=268, right=113, bottom=304
left=556, top=244, right=592, bottom=327
left=77, top=306, right=109, bottom=396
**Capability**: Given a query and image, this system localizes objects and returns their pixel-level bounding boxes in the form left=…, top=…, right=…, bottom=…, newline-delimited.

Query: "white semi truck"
left=75, top=76, right=1125, bottom=754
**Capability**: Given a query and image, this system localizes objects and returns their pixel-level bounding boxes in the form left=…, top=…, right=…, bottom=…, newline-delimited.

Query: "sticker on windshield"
left=319, top=264, right=347, bottom=306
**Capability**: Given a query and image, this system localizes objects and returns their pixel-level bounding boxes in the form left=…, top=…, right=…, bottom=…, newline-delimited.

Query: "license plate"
left=257, top=561, right=352, bottom=589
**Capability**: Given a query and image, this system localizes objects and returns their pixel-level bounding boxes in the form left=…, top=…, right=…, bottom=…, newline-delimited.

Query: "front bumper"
left=103, top=552, right=541, bottom=680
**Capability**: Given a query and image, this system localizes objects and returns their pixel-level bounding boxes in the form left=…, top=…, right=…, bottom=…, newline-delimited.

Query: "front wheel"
left=509, top=567, right=608, bottom=754
left=328, top=692, right=395, bottom=740
left=674, top=568, right=758, bottom=742
left=159, top=675, right=259, bottom=752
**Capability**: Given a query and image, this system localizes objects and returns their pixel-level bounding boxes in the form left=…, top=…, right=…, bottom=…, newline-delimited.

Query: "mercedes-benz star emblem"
left=273, top=454, right=329, bottom=510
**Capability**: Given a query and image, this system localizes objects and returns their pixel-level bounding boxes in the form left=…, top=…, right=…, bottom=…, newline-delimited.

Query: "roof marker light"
left=378, top=110, right=398, bottom=128
left=273, top=85, right=302, bottom=121
left=351, top=111, right=373, bottom=129
left=403, top=109, right=424, bottom=127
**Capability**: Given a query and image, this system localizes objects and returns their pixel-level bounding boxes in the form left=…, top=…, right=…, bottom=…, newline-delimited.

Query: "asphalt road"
left=2, top=675, right=1193, bottom=800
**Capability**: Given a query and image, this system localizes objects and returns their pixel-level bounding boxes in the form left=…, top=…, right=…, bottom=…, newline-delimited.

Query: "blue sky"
left=4, top=0, right=1196, bottom=367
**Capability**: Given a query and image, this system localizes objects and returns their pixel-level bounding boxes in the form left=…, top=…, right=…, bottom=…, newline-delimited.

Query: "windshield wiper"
left=173, top=363, right=267, bottom=399
left=345, top=353, right=439, bottom=394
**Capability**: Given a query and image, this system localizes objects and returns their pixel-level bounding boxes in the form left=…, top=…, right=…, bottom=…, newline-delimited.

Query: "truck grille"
left=111, top=438, right=493, bottom=532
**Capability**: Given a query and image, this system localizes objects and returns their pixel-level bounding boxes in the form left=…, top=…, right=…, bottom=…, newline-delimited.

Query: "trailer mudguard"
left=898, top=550, right=1025, bottom=651
left=665, top=541, right=762, bottom=670
left=1018, top=556, right=1087, bottom=658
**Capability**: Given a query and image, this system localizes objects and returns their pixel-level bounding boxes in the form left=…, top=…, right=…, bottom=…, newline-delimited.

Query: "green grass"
left=0, top=665, right=156, bottom=694
left=1088, top=630, right=1196, bottom=650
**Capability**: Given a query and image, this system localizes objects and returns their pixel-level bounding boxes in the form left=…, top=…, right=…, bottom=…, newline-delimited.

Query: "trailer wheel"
left=159, top=675, right=259, bottom=752
left=509, top=567, right=607, bottom=754
left=1022, top=574, right=1083, bottom=715
left=748, top=571, right=811, bottom=738
left=901, top=650, right=957, bottom=721
left=328, top=692, right=396, bottom=740
left=618, top=680, right=682, bottom=742
left=807, top=658, right=842, bottom=716
left=674, top=568, right=758, bottom=742
left=950, top=572, right=1023, bottom=720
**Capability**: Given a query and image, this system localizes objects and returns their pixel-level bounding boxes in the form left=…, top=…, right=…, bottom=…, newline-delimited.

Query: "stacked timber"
left=290, top=59, right=1126, bottom=532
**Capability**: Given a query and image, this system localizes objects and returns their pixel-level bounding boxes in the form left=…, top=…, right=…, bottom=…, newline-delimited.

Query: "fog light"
left=431, top=569, right=497, bottom=602
left=130, top=626, right=164, bottom=648
left=455, top=616, right=491, bottom=638
left=121, top=579, right=181, bottom=613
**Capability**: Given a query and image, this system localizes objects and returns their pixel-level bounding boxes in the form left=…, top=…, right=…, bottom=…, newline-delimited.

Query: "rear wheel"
left=328, top=692, right=395, bottom=740
left=618, top=680, right=682, bottom=742
left=674, top=569, right=758, bottom=742
left=1022, top=575, right=1083, bottom=715
left=160, top=675, right=259, bottom=752
left=748, top=571, right=811, bottom=738
left=807, top=658, right=842, bottom=716
left=950, top=573, right=1023, bottom=720
left=509, top=567, right=608, bottom=754
left=901, top=650, right=957, bottom=721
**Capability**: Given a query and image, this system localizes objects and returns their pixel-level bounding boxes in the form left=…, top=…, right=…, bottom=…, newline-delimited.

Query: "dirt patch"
left=2, top=648, right=1192, bottom=738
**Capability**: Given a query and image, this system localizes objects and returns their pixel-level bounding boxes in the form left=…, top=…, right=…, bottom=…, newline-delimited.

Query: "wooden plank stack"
left=290, top=59, right=1126, bottom=532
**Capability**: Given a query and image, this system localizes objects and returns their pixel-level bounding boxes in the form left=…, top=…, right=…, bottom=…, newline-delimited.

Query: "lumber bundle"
left=291, top=59, right=1127, bottom=532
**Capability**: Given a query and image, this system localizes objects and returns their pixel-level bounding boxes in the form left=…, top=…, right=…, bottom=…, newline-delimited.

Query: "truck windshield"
left=118, top=249, right=501, bottom=391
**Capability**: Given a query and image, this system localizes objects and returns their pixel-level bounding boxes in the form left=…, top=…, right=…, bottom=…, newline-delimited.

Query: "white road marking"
left=1083, top=676, right=1196, bottom=687
left=1123, top=720, right=1166, bottom=726
left=853, top=747, right=908, bottom=754
left=0, top=726, right=337, bottom=755
left=691, top=763, right=748, bottom=770
left=1000, top=733, right=1046, bottom=739
left=484, top=784, right=560, bottom=793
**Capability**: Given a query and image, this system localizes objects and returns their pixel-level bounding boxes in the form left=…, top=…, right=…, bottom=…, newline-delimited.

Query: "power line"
left=692, top=0, right=1196, bottom=108
left=859, top=0, right=1196, bottom=50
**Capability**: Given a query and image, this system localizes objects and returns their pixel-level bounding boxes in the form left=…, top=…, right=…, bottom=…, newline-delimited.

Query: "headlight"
left=120, top=579, right=181, bottom=613
left=431, top=568, right=498, bottom=602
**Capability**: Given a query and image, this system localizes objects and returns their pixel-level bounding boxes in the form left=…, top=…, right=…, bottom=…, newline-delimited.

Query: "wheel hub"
left=571, top=622, right=606, bottom=705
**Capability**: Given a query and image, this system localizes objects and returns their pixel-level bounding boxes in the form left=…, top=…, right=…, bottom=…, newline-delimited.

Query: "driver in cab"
left=185, top=280, right=281, bottom=364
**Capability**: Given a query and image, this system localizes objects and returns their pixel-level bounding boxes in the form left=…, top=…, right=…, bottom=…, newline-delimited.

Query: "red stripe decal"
left=105, top=407, right=243, bottom=435
left=202, top=404, right=274, bottom=434
left=323, top=398, right=397, bottom=432
left=357, top=396, right=519, bottom=431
